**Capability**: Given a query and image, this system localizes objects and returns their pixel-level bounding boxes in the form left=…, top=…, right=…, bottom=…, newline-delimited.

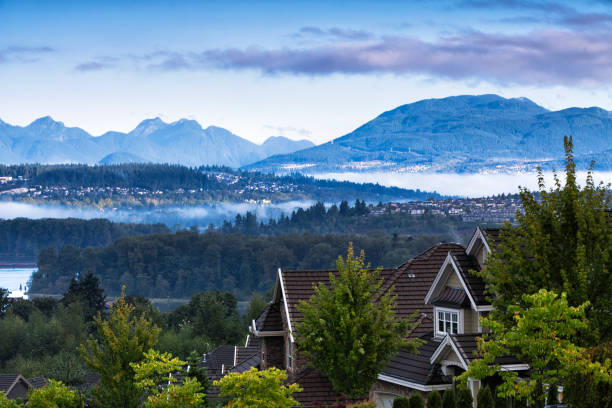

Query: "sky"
left=1, top=0, right=612, bottom=145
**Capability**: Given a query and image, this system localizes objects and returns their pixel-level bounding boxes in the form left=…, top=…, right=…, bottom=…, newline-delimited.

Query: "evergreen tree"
left=297, top=244, right=423, bottom=398
left=478, top=137, right=612, bottom=343
left=476, top=386, right=494, bottom=408
left=456, top=386, right=473, bottom=408
left=62, top=271, right=105, bottom=322
left=442, top=389, right=456, bottom=408
left=546, top=383, right=558, bottom=406
left=408, top=394, right=424, bottom=408
left=79, top=290, right=160, bottom=408
left=392, top=396, right=410, bottom=408
left=426, top=390, right=442, bottom=408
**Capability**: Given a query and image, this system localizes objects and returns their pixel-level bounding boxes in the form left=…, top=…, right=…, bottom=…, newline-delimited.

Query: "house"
left=0, top=374, right=48, bottom=400
left=249, top=227, right=521, bottom=407
left=200, top=335, right=260, bottom=404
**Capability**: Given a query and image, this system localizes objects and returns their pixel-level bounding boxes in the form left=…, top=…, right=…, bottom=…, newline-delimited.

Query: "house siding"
left=446, top=271, right=461, bottom=288
left=463, top=308, right=478, bottom=333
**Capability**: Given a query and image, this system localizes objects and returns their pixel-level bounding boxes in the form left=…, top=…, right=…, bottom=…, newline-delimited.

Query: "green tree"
left=477, top=136, right=612, bottom=343
left=563, top=342, right=612, bottom=408
left=462, top=290, right=611, bottom=406
left=442, top=389, right=456, bottom=408
left=131, top=349, right=205, bottom=408
left=79, top=290, right=160, bottom=408
left=408, top=394, right=424, bottom=408
left=0, top=392, right=21, bottom=408
left=455, top=386, right=473, bottom=408
left=546, top=383, right=558, bottom=406
left=62, top=271, right=105, bottom=322
left=297, top=244, right=422, bottom=398
left=213, top=367, right=301, bottom=408
left=426, top=390, right=442, bottom=408
left=392, top=396, right=409, bottom=408
left=476, top=386, right=494, bottom=408
left=27, top=380, right=83, bottom=408
left=0, top=288, right=9, bottom=317
left=185, top=351, right=210, bottom=404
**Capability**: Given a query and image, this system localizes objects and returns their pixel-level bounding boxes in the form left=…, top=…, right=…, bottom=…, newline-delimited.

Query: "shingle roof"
left=255, top=302, right=283, bottom=332
left=290, top=368, right=364, bottom=407
left=26, top=377, right=48, bottom=390
left=481, top=228, right=501, bottom=248
left=452, top=252, right=490, bottom=305
left=450, top=334, right=523, bottom=366
left=228, top=354, right=259, bottom=373
left=432, top=287, right=470, bottom=308
left=201, top=345, right=236, bottom=380
left=390, top=243, right=467, bottom=336
left=0, top=374, right=20, bottom=393
left=236, top=336, right=259, bottom=364
left=381, top=333, right=450, bottom=386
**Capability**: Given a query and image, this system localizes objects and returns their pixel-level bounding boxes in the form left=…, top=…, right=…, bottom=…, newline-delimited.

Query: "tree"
left=79, top=290, right=160, bottom=408
left=27, top=380, right=83, bottom=408
left=0, top=288, right=9, bottom=318
left=563, top=342, right=612, bottom=408
left=455, top=386, right=473, bottom=408
left=442, top=389, right=456, bottom=408
left=476, top=386, right=494, bottom=408
left=461, top=290, right=611, bottom=406
left=131, top=349, right=205, bottom=408
left=0, top=392, right=21, bottom=408
left=426, top=390, right=442, bottom=408
left=477, top=136, right=612, bottom=343
left=392, top=396, right=409, bottom=408
left=546, top=383, right=558, bottom=406
left=408, top=394, right=424, bottom=408
left=213, top=367, right=301, bottom=408
left=297, top=244, right=422, bottom=397
left=185, top=351, right=210, bottom=403
left=62, top=271, right=105, bottom=322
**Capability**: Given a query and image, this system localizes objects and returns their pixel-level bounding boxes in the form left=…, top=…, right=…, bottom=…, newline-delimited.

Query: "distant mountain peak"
left=28, top=116, right=64, bottom=128
left=131, top=117, right=169, bottom=137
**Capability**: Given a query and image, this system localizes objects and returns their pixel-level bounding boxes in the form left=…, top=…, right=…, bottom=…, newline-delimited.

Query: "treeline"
left=222, top=200, right=479, bottom=236
left=31, top=230, right=453, bottom=298
left=0, top=218, right=169, bottom=260
left=0, top=163, right=441, bottom=202
left=1, top=273, right=265, bottom=386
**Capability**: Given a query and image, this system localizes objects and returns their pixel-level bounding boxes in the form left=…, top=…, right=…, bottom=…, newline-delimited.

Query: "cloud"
left=141, top=28, right=612, bottom=86
left=74, top=56, right=118, bottom=72
left=263, top=125, right=312, bottom=138
left=0, top=46, right=55, bottom=64
left=296, top=26, right=374, bottom=41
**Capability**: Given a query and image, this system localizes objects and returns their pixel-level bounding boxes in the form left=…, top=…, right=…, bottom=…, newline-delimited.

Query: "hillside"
left=246, top=94, right=612, bottom=173
left=0, top=116, right=314, bottom=167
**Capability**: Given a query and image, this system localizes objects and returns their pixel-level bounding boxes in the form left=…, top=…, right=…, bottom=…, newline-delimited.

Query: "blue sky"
left=1, top=0, right=612, bottom=144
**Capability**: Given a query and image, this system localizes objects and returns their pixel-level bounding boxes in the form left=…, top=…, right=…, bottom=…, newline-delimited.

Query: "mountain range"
left=2, top=94, right=612, bottom=173
left=0, top=117, right=314, bottom=167
left=246, top=94, right=612, bottom=173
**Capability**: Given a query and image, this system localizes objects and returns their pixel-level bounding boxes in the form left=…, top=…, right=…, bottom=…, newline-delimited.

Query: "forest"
left=31, top=229, right=454, bottom=299
left=0, top=218, right=169, bottom=262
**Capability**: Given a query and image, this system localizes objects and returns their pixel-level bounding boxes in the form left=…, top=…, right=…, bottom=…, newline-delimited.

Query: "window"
left=437, top=309, right=459, bottom=334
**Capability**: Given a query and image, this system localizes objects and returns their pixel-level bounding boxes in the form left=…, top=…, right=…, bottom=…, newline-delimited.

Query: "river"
left=0, top=268, right=36, bottom=298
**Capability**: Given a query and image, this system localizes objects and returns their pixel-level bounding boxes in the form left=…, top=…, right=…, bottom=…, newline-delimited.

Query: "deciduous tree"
left=214, top=367, right=301, bottom=408
left=297, top=244, right=422, bottom=398
left=79, top=290, right=160, bottom=408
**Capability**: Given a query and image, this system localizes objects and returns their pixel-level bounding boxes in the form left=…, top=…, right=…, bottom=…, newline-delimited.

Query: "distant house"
left=200, top=336, right=260, bottom=404
left=249, top=226, right=527, bottom=407
left=0, top=374, right=48, bottom=400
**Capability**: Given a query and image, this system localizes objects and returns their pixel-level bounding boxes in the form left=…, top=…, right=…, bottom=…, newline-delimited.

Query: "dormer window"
left=436, top=307, right=459, bottom=336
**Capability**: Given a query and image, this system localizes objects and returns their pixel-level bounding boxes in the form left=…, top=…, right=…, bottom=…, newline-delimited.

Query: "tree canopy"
left=477, top=136, right=612, bottom=344
left=297, top=244, right=423, bottom=398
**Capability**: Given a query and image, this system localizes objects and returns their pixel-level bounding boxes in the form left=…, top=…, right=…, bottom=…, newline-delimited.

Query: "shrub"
left=426, top=390, right=442, bottom=408
left=442, top=389, right=456, bottom=408
left=476, top=386, right=494, bottom=408
left=408, top=394, right=424, bottom=408
left=456, top=385, right=473, bottom=408
left=347, top=402, right=377, bottom=408
left=392, top=396, right=410, bottom=408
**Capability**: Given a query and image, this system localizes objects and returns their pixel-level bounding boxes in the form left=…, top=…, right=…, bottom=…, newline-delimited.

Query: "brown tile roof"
left=481, top=227, right=501, bottom=248
left=389, top=243, right=467, bottom=336
left=451, top=334, right=523, bottom=366
left=290, top=368, right=364, bottom=407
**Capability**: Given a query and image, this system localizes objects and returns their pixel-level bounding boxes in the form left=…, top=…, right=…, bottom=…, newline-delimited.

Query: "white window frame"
left=434, top=306, right=463, bottom=337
